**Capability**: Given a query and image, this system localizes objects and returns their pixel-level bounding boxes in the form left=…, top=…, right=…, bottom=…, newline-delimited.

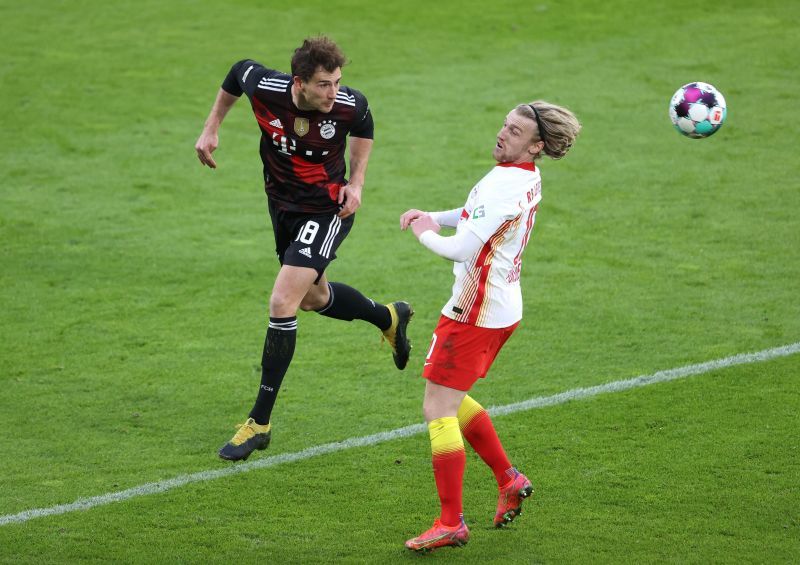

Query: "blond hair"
left=515, top=101, right=581, bottom=160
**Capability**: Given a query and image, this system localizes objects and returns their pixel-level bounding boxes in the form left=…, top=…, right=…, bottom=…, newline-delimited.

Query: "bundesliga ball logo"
left=669, top=82, right=727, bottom=139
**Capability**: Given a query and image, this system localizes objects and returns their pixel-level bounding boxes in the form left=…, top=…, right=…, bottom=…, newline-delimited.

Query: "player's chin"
left=318, top=102, right=335, bottom=113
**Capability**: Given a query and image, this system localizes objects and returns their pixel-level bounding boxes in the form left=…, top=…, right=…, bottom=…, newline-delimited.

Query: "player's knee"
left=422, top=400, right=440, bottom=423
left=422, top=388, right=463, bottom=423
left=269, top=292, right=300, bottom=317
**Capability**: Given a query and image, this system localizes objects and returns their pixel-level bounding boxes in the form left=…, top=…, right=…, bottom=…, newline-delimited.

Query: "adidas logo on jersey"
left=269, top=118, right=283, bottom=129
left=298, top=247, right=313, bottom=258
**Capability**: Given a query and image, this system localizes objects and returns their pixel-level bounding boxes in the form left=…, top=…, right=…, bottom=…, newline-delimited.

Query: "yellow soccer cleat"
left=218, top=418, right=271, bottom=461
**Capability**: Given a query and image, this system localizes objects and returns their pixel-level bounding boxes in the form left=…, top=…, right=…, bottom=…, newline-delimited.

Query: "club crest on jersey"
left=319, top=119, right=337, bottom=140
left=294, top=118, right=310, bottom=137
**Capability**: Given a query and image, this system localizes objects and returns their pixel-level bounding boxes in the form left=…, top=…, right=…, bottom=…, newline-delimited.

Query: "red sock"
left=458, top=396, right=513, bottom=487
left=428, top=417, right=465, bottom=527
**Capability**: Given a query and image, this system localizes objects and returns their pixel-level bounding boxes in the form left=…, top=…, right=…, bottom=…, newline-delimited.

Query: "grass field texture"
left=1, top=0, right=799, bottom=562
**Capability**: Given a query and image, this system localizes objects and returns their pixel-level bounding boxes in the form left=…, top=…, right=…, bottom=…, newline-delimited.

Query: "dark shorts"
left=422, top=316, right=519, bottom=391
left=267, top=199, right=354, bottom=283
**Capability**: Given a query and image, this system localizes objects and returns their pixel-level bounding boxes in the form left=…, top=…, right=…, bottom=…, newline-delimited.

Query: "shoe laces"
left=231, top=420, right=257, bottom=445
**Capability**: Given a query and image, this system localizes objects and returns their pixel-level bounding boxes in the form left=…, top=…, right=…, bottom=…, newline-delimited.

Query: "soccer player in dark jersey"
left=195, top=36, right=413, bottom=461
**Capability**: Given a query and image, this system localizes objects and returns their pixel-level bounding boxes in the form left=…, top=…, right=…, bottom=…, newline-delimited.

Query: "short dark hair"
left=291, top=36, right=347, bottom=82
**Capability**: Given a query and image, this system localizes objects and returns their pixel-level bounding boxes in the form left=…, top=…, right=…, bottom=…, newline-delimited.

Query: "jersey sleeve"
left=462, top=169, right=532, bottom=243
left=430, top=208, right=464, bottom=228
left=221, top=59, right=280, bottom=99
left=348, top=90, right=374, bottom=139
left=419, top=228, right=484, bottom=263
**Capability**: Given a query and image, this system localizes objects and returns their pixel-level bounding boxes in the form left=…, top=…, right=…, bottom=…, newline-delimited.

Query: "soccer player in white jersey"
left=400, top=101, right=581, bottom=552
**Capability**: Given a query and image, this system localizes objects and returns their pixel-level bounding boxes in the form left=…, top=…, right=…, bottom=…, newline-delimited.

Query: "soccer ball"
left=669, top=82, right=727, bottom=138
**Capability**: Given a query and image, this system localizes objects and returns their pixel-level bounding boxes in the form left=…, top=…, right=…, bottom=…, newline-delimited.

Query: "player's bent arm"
left=429, top=208, right=463, bottom=228
left=202, top=88, right=240, bottom=133
left=195, top=88, right=240, bottom=168
left=338, top=137, right=373, bottom=217
left=347, top=136, right=373, bottom=188
left=418, top=229, right=483, bottom=263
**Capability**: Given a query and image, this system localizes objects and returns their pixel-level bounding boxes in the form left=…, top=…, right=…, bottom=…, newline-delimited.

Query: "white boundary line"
left=2, top=341, right=798, bottom=527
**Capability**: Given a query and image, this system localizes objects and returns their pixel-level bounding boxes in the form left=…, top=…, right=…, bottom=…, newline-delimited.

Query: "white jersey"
left=442, top=162, right=542, bottom=328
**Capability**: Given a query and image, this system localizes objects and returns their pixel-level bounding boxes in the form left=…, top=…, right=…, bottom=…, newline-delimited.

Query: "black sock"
left=249, top=316, right=297, bottom=425
left=316, top=282, right=392, bottom=331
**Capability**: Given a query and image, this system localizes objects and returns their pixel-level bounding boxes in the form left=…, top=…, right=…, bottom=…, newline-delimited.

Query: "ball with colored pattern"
left=669, top=82, right=727, bottom=139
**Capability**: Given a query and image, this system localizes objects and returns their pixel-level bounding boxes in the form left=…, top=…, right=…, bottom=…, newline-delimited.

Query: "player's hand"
left=195, top=129, right=219, bottom=168
left=400, top=209, right=428, bottom=230
left=337, top=183, right=362, bottom=218
left=410, top=214, right=440, bottom=239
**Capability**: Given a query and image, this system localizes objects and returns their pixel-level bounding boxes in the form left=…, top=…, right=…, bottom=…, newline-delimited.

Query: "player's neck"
left=496, top=158, right=535, bottom=166
left=291, top=84, right=315, bottom=111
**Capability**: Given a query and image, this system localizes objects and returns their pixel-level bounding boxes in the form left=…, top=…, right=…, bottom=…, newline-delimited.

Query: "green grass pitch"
left=1, top=0, right=799, bottom=562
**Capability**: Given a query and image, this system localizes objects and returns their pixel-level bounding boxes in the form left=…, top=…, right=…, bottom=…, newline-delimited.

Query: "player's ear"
left=528, top=140, right=544, bottom=156
left=292, top=76, right=305, bottom=89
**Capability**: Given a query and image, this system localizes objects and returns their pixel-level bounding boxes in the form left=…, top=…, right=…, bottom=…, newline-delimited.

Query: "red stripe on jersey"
left=454, top=261, right=479, bottom=323
left=252, top=98, right=283, bottom=136
left=475, top=215, right=523, bottom=325
left=465, top=218, right=516, bottom=325
left=289, top=153, right=330, bottom=185
left=251, top=97, right=331, bottom=187
left=496, top=161, right=536, bottom=171
left=512, top=204, right=537, bottom=266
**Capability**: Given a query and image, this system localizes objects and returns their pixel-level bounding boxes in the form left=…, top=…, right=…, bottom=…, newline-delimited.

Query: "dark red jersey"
left=221, top=59, right=374, bottom=214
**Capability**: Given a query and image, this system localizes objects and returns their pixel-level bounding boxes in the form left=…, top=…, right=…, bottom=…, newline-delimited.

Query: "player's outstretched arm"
left=195, top=88, right=240, bottom=168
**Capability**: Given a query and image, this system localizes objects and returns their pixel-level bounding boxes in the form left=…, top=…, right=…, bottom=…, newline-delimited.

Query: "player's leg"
left=218, top=264, right=319, bottom=461
left=405, top=381, right=470, bottom=552
left=252, top=264, right=320, bottom=415
left=458, top=394, right=513, bottom=485
left=423, top=381, right=469, bottom=529
left=455, top=322, right=533, bottom=526
left=295, top=212, right=413, bottom=369
left=457, top=394, right=533, bottom=527
left=303, top=274, right=413, bottom=369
